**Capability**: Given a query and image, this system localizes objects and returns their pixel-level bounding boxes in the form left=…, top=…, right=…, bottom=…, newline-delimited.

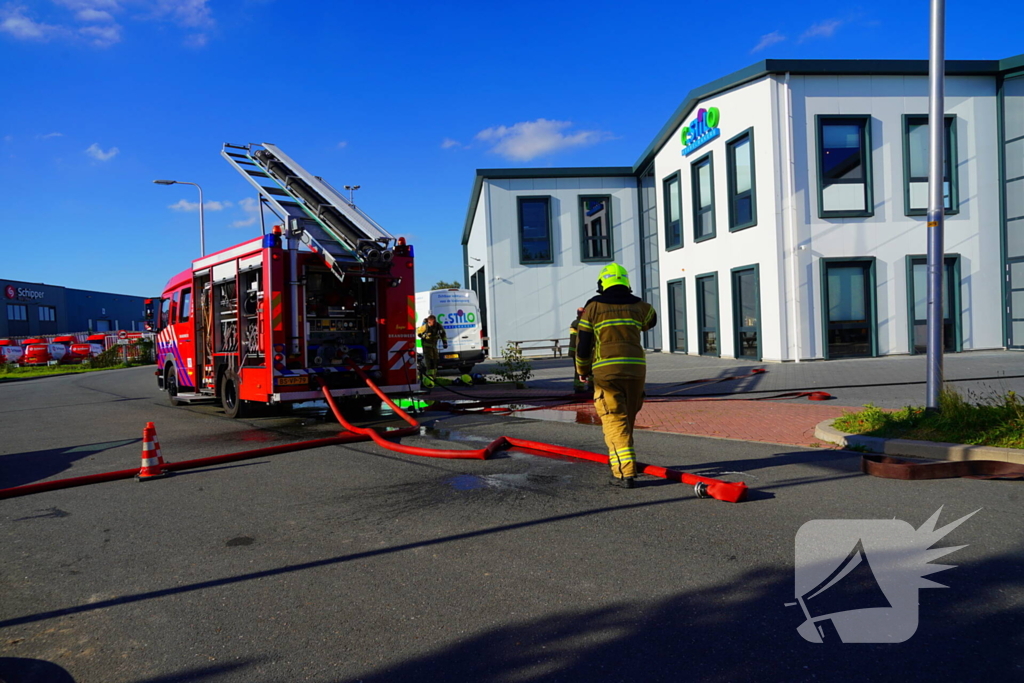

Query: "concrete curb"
left=815, top=419, right=1024, bottom=465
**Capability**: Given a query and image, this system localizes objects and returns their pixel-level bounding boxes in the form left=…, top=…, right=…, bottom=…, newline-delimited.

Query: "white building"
left=463, top=55, right=1024, bottom=361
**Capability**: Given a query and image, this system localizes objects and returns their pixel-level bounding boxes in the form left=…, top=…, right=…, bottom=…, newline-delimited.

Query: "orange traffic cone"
left=136, top=421, right=168, bottom=481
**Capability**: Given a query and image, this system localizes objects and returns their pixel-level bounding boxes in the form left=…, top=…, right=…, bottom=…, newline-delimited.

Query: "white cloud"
left=39, top=132, right=64, bottom=139
left=3, top=135, right=13, bottom=142
left=3, top=1, right=213, bottom=48
left=751, top=31, right=786, bottom=54
left=79, top=22, right=120, bottom=46
left=84, top=142, right=118, bottom=160
left=801, top=19, right=843, bottom=42
left=183, top=32, right=206, bottom=48
left=440, top=138, right=462, bottom=150
left=336, top=141, right=348, bottom=149
left=76, top=9, right=114, bottom=22
left=475, top=119, right=614, bottom=162
left=168, top=198, right=232, bottom=212
left=148, top=0, right=213, bottom=28
left=230, top=196, right=260, bottom=227
left=0, top=6, right=62, bottom=40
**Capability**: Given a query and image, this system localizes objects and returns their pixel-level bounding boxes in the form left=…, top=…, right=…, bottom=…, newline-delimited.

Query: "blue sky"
left=1, top=0, right=1022, bottom=296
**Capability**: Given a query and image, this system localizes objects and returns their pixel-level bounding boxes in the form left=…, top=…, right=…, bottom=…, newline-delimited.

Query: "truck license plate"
left=277, top=376, right=307, bottom=386
left=445, top=354, right=458, bottom=359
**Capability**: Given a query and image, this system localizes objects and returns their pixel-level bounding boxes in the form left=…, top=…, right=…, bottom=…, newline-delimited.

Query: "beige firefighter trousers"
left=592, top=376, right=645, bottom=479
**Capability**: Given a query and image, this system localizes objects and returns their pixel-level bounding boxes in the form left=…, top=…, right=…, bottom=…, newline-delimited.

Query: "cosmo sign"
left=681, top=107, right=721, bottom=156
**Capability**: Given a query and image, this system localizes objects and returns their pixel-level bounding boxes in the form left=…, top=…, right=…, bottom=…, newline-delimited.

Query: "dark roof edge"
left=630, top=55, right=1022, bottom=173
left=460, top=167, right=634, bottom=245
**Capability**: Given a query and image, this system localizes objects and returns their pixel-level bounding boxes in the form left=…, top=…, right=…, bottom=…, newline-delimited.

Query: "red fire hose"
left=0, top=429, right=416, bottom=501
left=339, top=362, right=748, bottom=503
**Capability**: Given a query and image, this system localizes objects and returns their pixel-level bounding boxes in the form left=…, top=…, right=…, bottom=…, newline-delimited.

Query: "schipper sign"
left=4, top=286, right=15, bottom=299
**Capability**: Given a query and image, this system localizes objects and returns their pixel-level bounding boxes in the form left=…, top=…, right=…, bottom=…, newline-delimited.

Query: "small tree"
left=496, top=342, right=533, bottom=388
left=432, top=280, right=461, bottom=290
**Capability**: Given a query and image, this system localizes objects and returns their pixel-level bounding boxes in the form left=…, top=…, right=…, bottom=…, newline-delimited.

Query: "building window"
left=731, top=266, right=760, bottom=360
left=580, top=196, right=613, bottom=261
left=38, top=306, right=56, bottom=322
left=903, top=115, right=958, bottom=215
left=667, top=279, right=686, bottom=353
left=696, top=273, right=719, bottom=356
left=907, top=255, right=960, bottom=353
left=726, top=129, right=756, bottom=231
left=517, top=197, right=553, bottom=264
left=817, top=116, right=873, bottom=218
left=822, top=259, right=877, bottom=359
left=692, top=153, right=716, bottom=242
left=7, top=304, right=27, bottom=321
left=663, top=172, right=683, bottom=250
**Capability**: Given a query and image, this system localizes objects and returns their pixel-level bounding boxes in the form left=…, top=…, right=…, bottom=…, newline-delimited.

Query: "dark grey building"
left=2, top=278, right=149, bottom=339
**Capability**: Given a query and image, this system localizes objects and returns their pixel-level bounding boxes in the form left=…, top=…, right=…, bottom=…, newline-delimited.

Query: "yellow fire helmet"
left=598, top=263, right=631, bottom=292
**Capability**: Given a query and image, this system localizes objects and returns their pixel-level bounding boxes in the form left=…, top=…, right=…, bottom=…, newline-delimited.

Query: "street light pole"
left=343, top=184, right=361, bottom=205
left=153, top=179, right=206, bottom=256
left=925, top=0, right=946, bottom=411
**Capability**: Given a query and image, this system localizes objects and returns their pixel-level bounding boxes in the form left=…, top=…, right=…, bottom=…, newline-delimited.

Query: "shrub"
left=496, top=342, right=533, bottom=386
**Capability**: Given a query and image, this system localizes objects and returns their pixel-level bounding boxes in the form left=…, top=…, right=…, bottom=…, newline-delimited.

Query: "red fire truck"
left=148, top=143, right=418, bottom=418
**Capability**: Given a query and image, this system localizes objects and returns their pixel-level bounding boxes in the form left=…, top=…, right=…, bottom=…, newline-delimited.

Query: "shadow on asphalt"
left=0, top=439, right=139, bottom=490
left=0, top=657, right=76, bottom=682
left=343, top=552, right=1024, bottom=682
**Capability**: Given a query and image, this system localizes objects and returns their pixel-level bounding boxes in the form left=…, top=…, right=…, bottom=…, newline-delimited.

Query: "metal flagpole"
left=925, top=0, right=946, bottom=411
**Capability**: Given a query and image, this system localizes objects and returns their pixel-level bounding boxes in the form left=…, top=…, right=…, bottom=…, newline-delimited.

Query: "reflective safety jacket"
left=417, top=321, right=447, bottom=348
left=568, top=317, right=581, bottom=358
left=574, top=286, right=657, bottom=380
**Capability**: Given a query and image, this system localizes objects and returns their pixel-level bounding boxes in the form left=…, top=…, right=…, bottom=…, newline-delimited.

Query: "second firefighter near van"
left=574, top=263, right=657, bottom=488
left=417, top=315, right=447, bottom=386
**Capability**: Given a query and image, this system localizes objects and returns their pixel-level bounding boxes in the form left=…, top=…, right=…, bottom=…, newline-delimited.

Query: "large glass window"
left=908, top=256, right=959, bottom=353
left=817, top=116, right=873, bottom=217
left=823, top=260, right=875, bottom=358
left=692, top=153, right=716, bottom=241
left=903, top=115, right=957, bottom=215
left=7, top=304, right=27, bottom=321
left=517, top=197, right=553, bottom=264
left=727, top=130, right=756, bottom=231
left=732, top=266, right=760, bottom=360
left=663, top=173, right=682, bottom=250
left=580, top=196, right=612, bottom=261
left=696, top=274, right=719, bottom=356
left=667, top=279, right=686, bottom=353
left=38, top=306, right=56, bottom=322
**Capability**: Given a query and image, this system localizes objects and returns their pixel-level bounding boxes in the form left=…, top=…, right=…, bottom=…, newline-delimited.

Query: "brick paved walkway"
left=543, top=399, right=854, bottom=448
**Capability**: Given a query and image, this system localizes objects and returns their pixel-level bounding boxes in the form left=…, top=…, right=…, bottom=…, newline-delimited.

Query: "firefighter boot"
left=608, top=475, right=636, bottom=489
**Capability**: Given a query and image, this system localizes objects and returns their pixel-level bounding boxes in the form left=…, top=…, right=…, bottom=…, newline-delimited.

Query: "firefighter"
left=417, top=314, right=448, bottom=387
left=568, top=307, right=588, bottom=392
left=574, top=263, right=657, bottom=488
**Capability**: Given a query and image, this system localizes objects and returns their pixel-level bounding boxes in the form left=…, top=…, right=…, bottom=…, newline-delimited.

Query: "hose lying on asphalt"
left=0, top=430, right=417, bottom=501
left=337, top=361, right=748, bottom=503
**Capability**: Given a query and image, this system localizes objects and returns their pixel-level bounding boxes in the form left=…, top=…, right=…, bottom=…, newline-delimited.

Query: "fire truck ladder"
left=221, top=143, right=396, bottom=280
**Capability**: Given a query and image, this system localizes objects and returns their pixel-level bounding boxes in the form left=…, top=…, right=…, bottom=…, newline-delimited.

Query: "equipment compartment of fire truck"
left=149, top=143, right=417, bottom=418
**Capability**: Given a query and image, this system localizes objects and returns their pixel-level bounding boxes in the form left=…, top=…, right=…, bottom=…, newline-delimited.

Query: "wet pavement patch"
left=225, top=536, right=255, bottom=547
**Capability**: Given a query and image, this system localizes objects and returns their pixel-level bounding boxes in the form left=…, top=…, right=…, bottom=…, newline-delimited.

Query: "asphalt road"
left=1, top=367, right=1021, bottom=682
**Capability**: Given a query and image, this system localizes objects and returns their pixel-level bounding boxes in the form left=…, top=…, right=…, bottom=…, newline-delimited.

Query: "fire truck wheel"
left=221, top=368, right=247, bottom=419
left=165, top=363, right=184, bottom=407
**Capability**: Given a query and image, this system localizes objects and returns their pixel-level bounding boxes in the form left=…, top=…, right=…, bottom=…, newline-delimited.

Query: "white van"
left=414, top=289, right=485, bottom=373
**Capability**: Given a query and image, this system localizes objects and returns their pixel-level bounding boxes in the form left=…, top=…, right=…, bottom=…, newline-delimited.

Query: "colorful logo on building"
left=4, top=285, right=43, bottom=301
left=681, top=107, right=721, bottom=156
left=438, top=309, right=476, bottom=330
